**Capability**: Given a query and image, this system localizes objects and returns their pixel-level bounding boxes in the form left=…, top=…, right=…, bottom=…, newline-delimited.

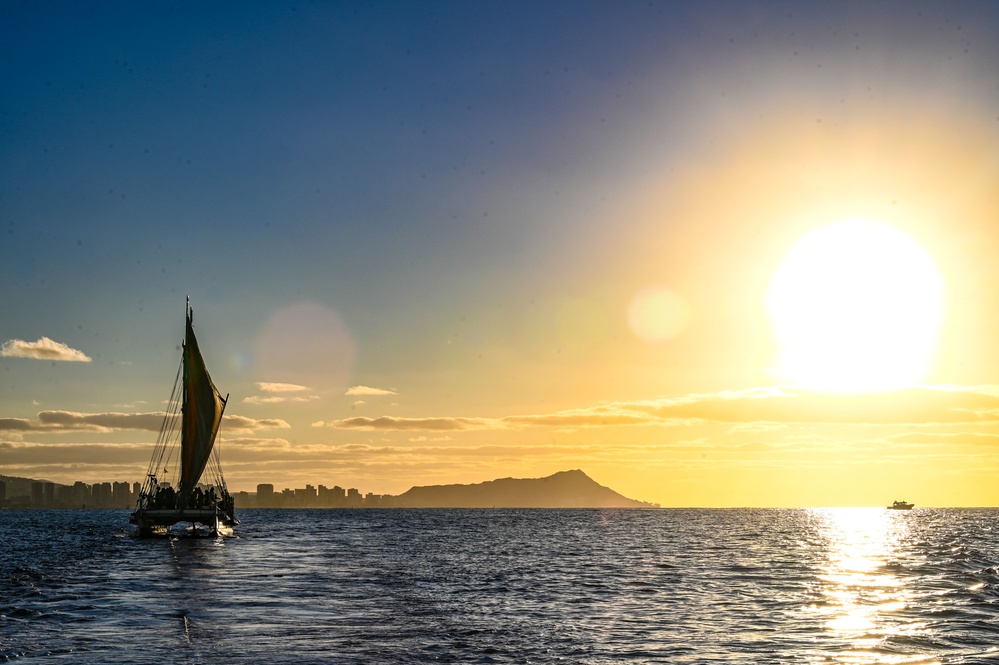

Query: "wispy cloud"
left=0, top=411, right=290, bottom=433
left=887, top=432, right=999, bottom=447
left=317, top=386, right=999, bottom=431
left=345, top=386, right=397, bottom=396
left=221, top=437, right=294, bottom=450
left=243, top=382, right=318, bottom=405
left=639, top=386, right=999, bottom=425
left=257, top=382, right=309, bottom=393
left=326, top=416, right=497, bottom=431
left=0, top=411, right=162, bottom=433
left=243, top=394, right=318, bottom=405
left=1, top=337, right=91, bottom=362
left=219, top=415, right=291, bottom=432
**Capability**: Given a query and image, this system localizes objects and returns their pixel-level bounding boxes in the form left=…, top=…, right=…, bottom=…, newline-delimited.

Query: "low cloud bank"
left=0, top=411, right=289, bottom=433
left=319, top=386, right=999, bottom=431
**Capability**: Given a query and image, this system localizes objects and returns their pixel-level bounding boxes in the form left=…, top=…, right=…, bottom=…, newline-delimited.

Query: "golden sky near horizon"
left=3, top=3, right=999, bottom=506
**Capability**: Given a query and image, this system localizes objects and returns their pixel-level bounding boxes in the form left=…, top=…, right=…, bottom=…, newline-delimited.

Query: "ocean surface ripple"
left=2, top=508, right=998, bottom=663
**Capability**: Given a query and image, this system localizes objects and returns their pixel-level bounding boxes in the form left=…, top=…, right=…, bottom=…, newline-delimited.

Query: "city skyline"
left=4, top=2, right=999, bottom=506
left=0, top=476, right=382, bottom=509
left=1, top=468, right=646, bottom=509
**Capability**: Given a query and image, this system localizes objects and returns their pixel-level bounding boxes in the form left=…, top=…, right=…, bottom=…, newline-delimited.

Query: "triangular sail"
left=179, top=306, right=227, bottom=496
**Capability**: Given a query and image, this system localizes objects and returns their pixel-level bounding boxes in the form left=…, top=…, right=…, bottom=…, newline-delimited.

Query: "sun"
left=766, top=218, right=944, bottom=392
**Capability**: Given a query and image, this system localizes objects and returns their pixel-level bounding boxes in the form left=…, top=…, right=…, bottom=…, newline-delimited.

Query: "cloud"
left=638, top=386, right=999, bottom=425
left=243, top=396, right=288, bottom=404
left=0, top=411, right=289, bottom=434
left=39, top=411, right=165, bottom=431
left=221, top=415, right=291, bottom=432
left=345, top=386, right=397, bottom=396
left=1, top=337, right=91, bottom=362
left=327, top=416, right=498, bottom=431
left=243, top=394, right=317, bottom=405
left=244, top=382, right=318, bottom=404
left=257, top=382, right=309, bottom=393
left=222, top=437, right=294, bottom=450
left=0, top=442, right=158, bottom=477
left=888, top=432, right=999, bottom=447
left=319, top=386, right=999, bottom=432
left=0, top=411, right=164, bottom=433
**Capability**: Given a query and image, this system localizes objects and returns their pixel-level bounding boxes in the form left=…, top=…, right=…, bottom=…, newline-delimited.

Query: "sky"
left=3, top=1, right=999, bottom=507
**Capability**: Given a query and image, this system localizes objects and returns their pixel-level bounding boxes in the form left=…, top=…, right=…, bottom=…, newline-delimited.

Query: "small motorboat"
left=887, top=500, right=914, bottom=510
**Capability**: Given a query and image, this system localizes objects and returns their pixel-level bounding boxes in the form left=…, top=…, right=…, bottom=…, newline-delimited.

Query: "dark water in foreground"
left=2, top=508, right=998, bottom=664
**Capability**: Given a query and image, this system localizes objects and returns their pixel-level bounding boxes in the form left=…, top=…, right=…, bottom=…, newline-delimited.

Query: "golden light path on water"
left=805, top=508, right=937, bottom=665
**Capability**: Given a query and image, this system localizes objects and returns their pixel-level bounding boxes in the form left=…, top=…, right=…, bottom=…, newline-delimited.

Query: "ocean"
left=1, top=508, right=997, bottom=663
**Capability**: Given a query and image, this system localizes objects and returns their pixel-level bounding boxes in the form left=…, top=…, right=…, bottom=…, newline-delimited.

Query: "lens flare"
left=628, top=287, right=689, bottom=343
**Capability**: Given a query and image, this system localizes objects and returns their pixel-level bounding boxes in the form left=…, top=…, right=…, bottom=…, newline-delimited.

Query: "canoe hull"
left=131, top=507, right=237, bottom=536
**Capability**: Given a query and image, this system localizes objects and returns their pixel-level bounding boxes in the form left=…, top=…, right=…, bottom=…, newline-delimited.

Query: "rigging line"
left=211, top=398, right=228, bottom=490
left=148, top=358, right=183, bottom=479
left=158, top=406, right=180, bottom=476
left=145, top=359, right=182, bottom=480
left=152, top=413, right=179, bottom=486
left=207, top=431, right=225, bottom=490
left=156, top=397, right=180, bottom=449
left=155, top=359, right=183, bottom=444
left=216, top=430, right=229, bottom=490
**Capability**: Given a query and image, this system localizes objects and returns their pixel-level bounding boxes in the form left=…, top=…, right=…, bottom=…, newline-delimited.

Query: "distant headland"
left=0, top=470, right=657, bottom=509
left=394, top=470, right=656, bottom=508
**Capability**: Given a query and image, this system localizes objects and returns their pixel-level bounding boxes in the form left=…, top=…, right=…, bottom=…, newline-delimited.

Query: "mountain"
left=393, top=469, right=656, bottom=508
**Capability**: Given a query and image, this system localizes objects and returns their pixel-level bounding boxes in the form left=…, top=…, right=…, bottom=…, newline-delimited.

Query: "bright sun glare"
left=767, top=218, right=944, bottom=392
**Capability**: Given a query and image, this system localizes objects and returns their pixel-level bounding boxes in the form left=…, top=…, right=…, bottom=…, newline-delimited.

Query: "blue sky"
left=4, top=2, right=999, bottom=505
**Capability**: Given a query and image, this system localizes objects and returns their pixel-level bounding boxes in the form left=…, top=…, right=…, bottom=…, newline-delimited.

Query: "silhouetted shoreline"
left=0, top=470, right=657, bottom=510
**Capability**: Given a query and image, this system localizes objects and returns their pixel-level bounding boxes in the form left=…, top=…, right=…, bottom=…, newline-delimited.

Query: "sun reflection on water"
left=806, top=508, right=940, bottom=665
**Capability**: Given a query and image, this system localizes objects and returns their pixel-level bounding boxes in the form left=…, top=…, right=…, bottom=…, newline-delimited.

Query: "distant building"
left=94, top=482, right=113, bottom=508
left=2, top=476, right=397, bottom=510
left=56, top=484, right=76, bottom=505
left=73, top=482, right=89, bottom=507
left=295, top=484, right=317, bottom=504
left=113, top=481, right=131, bottom=508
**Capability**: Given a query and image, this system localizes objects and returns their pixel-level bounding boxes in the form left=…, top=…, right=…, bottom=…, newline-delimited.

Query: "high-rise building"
left=113, top=481, right=131, bottom=508
left=295, top=484, right=317, bottom=505
left=31, top=481, right=44, bottom=506
left=73, top=482, right=89, bottom=507
left=0, top=480, right=6, bottom=505
left=94, top=482, right=113, bottom=508
left=257, top=484, right=274, bottom=505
